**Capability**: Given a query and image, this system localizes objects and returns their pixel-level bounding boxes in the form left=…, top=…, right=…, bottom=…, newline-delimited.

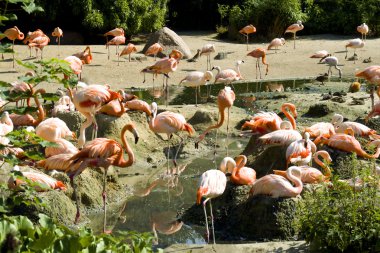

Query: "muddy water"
left=112, top=139, right=248, bottom=247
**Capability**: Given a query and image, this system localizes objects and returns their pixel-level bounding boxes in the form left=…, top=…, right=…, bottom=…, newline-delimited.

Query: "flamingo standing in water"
left=200, top=44, right=216, bottom=70
left=38, top=123, right=138, bottom=233
left=197, top=169, right=227, bottom=244
left=357, top=23, right=369, bottom=41
left=0, top=26, right=24, bottom=67
left=321, top=56, right=342, bottom=78
left=219, top=155, right=256, bottom=185
left=247, top=48, right=269, bottom=79
left=179, top=71, right=213, bottom=106
left=241, top=103, right=297, bottom=135
left=70, top=84, right=122, bottom=148
left=250, top=166, right=303, bottom=198
left=345, top=38, right=364, bottom=63
left=213, top=60, right=244, bottom=87
left=52, top=27, right=63, bottom=56
left=355, top=65, right=380, bottom=108
left=267, top=38, right=285, bottom=53
left=145, top=43, right=163, bottom=61
left=239, top=24, right=256, bottom=50
left=274, top=150, right=332, bottom=184
left=285, top=20, right=304, bottom=49
left=195, top=86, right=235, bottom=156
left=149, top=102, right=194, bottom=170
left=120, top=43, right=137, bottom=62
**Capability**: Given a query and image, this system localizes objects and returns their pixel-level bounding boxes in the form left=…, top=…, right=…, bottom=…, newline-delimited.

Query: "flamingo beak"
left=72, top=132, right=77, bottom=140
left=132, top=128, right=139, bottom=144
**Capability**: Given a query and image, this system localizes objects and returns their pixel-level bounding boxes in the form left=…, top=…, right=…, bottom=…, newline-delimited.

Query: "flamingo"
left=239, top=24, right=256, bottom=50
left=0, top=111, right=13, bottom=136
left=44, top=138, right=78, bottom=158
left=8, top=169, right=66, bottom=192
left=267, top=38, right=285, bottom=52
left=179, top=71, right=213, bottom=106
left=319, top=131, right=380, bottom=159
left=151, top=211, right=183, bottom=245
left=213, top=60, right=244, bottom=86
left=259, top=121, right=302, bottom=147
left=274, top=150, right=332, bottom=184
left=219, top=155, right=256, bottom=185
left=250, top=166, right=303, bottom=197
left=357, top=23, right=369, bottom=41
left=197, top=169, right=227, bottom=244
left=28, top=34, right=50, bottom=59
left=9, top=86, right=45, bottom=127
left=331, top=113, right=377, bottom=137
left=70, top=84, right=122, bottom=148
left=36, top=117, right=76, bottom=142
left=9, top=71, right=34, bottom=107
left=284, top=20, right=304, bottom=49
left=149, top=102, right=194, bottom=170
left=64, top=55, right=83, bottom=80
left=200, top=44, right=216, bottom=70
left=247, top=48, right=269, bottom=79
left=345, top=38, right=365, bottom=64
left=0, top=26, right=24, bottom=67
left=285, top=132, right=317, bottom=167
left=365, top=101, right=380, bottom=123
left=52, top=27, right=63, bottom=55
left=310, top=50, right=330, bottom=63
left=195, top=86, right=235, bottom=156
left=241, top=103, right=297, bottom=134
left=321, top=56, right=342, bottom=78
left=52, top=95, right=75, bottom=116
left=23, top=29, right=44, bottom=57
left=145, top=43, right=163, bottom=61
left=104, top=28, right=124, bottom=60
left=106, top=35, right=125, bottom=65
left=120, top=43, right=137, bottom=62
left=99, top=90, right=127, bottom=117
left=73, top=46, right=93, bottom=65
left=304, top=122, right=335, bottom=144
left=38, top=123, right=138, bottom=233
left=355, top=65, right=380, bottom=108
left=124, top=99, right=153, bottom=119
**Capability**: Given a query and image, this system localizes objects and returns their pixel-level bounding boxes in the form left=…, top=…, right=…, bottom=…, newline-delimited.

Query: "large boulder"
left=142, top=27, right=192, bottom=59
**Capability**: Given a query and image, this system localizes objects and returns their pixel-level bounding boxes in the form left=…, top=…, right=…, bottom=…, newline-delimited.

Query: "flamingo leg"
left=246, top=34, right=249, bottom=51
left=226, top=107, right=230, bottom=157
left=92, top=114, right=98, bottom=140
left=70, top=175, right=81, bottom=224
left=117, top=53, right=120, bottom=66
left=29, top=47, right=31, bottom=57
left=195, top=86, right=198, bottom=107
left=209, top=200, right=216, bottom=244
left=293, top=33, right=296, bottom=49
left=173, top=134, right=184, bottom=167
left=102, top=167, right=108, bottom=233
left=129, top=54, right=131, bottom=62
left=202, top=198, right=211, bottom=243
left=12, top=40, right=15, bottom=69
left=167, top=141, right=170, bottom=175
left=108, top=44, right=110, bottom=60
left=58, top=37, right=60, bottom=57
left=255, top=60, right=258, bottom=79
left=258, top=59, right=262, bottom=79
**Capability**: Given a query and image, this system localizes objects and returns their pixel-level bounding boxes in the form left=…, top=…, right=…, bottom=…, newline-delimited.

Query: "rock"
left=331, top=96, right=346, bottom=103
left=321, top=94, right=332, bottom=100
left=305, top=104, right=331, bottom=117
left=142, top=27, right=192, bottom=59
left=188, top=110, right=215, bottom=126
left=333, top=91, right=347, bottom=97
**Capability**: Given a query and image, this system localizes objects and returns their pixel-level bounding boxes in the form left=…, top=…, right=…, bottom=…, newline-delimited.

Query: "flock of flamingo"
left=0, top=21, right=379, bottom=243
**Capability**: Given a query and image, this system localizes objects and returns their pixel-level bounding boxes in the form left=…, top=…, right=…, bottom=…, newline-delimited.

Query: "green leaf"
left=24, top=150, right=45, bottom=160
left=41, top=93, right=61, bottom=102
left=0, top=44, right=14, bottom=54
left=21, top=1, right=44, bottom=14
left=0, top=81, right=12, bottom=88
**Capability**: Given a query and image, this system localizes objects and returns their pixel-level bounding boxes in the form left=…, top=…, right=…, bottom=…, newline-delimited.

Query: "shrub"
left=293, top=156, right=380, bottom=252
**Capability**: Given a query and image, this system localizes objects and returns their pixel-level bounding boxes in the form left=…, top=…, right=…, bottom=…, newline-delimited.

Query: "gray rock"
left=214, top=52, right=228, bottom=60
left=305, top=103, right=331, bottom=117
left=142, top=27, right=192, bottom=59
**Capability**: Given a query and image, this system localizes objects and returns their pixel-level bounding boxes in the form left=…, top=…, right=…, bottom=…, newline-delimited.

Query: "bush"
left=293, top=156, right=380, bottom=252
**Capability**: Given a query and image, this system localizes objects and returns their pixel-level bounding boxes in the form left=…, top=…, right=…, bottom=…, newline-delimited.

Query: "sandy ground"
left=0, top=32, right=378, bottom=90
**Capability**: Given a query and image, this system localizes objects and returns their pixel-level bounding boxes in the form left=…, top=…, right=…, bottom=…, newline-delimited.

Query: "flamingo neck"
left=219, top=157, right=236, bottom=174
left=286, top=167, right=303, bottom=194
left=314, top=153, right=331, bottom=178
left=34, top=89, right=45, bottom=125
left=116, top=125, right=136, bottom=167
left=262, top=54, right=269, bottom=75
left=282, top=105, right=296, bottom=130
left=198, top=106, right=226, bottom=142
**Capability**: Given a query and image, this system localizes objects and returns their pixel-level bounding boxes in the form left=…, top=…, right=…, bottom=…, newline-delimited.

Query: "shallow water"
left=112, top=138, right=248, bottom=248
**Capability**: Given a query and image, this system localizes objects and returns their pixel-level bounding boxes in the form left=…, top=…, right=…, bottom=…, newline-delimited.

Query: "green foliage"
left=293, top=156, right=380, bottom=252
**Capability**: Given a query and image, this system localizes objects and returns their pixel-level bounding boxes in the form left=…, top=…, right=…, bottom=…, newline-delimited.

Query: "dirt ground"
left=0, top=32, right=378, bottom=90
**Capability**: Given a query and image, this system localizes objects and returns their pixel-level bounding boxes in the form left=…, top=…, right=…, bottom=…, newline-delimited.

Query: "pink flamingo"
left=310, top=50, right=330, bottom=63
left=357, top=23, right=369, bottom=41
left=366, top=101, right=380, bottom=123
left=274, top=150, right=332, bottom=184
left=52, top=27, right=63, bottom=55
left=220, top=155, right=256, bottom=185
left=197, top=169, right=227, bottom=244
left=36, top=117, right=75, bottom=142
left=259, top=121, right=302, bottom=147
left=304, top=122, right=335, bottom=144
left=285, top=20, right=304, bottom=49
left=250, top=166, right=303, bottom=198
left=70, top=84, right=122, bottom=148
left=0, top=26, right=24, bottom=67
left=213, top=60, right=244, bottom=86
left=9, top=71, right=34, bottom=107
left=345, top=38, right=364, bottom=63
left=23, top=29, right=44, bottom=57
left=73, top=46, right=93, bottom=65
left=120, top=43, right=137, bottom=62
left=179, top=71, right=213, bottom=106
left=247, top=48, right=269, bottom=79
left=149, top=102, right=194, bottom=170
left=200, top=44, right=216, bottom=70
left=195, top=86, right=235, bottom=156
left=0, top=111, right=13, bottom=136
left=355, top=65, right=380, bottom=108
left=106, top=35, right=125, bottom=64
left=321, top=56, right=342, bottom=78
left=104, top=27, right=124, bottom=59
left=239, top=24, right=256, bottom=50
left=267, top=38, right=285, bottom=52
left=64, top=55, right=83, bottom=79
left=285, top=132, right=317, bottom=167
left=28, top=34, right=50, bottom=59
left=145, top=43, right=163, bottom=61
left=331, top=113, right=377, bottom=137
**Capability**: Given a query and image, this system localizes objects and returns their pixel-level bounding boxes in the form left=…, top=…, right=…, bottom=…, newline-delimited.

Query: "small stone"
left=306, top=104, right=331, bottom=117
left=331, top=96, right=346, bottom=103
left=214, top=52, right=228, bottom=60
